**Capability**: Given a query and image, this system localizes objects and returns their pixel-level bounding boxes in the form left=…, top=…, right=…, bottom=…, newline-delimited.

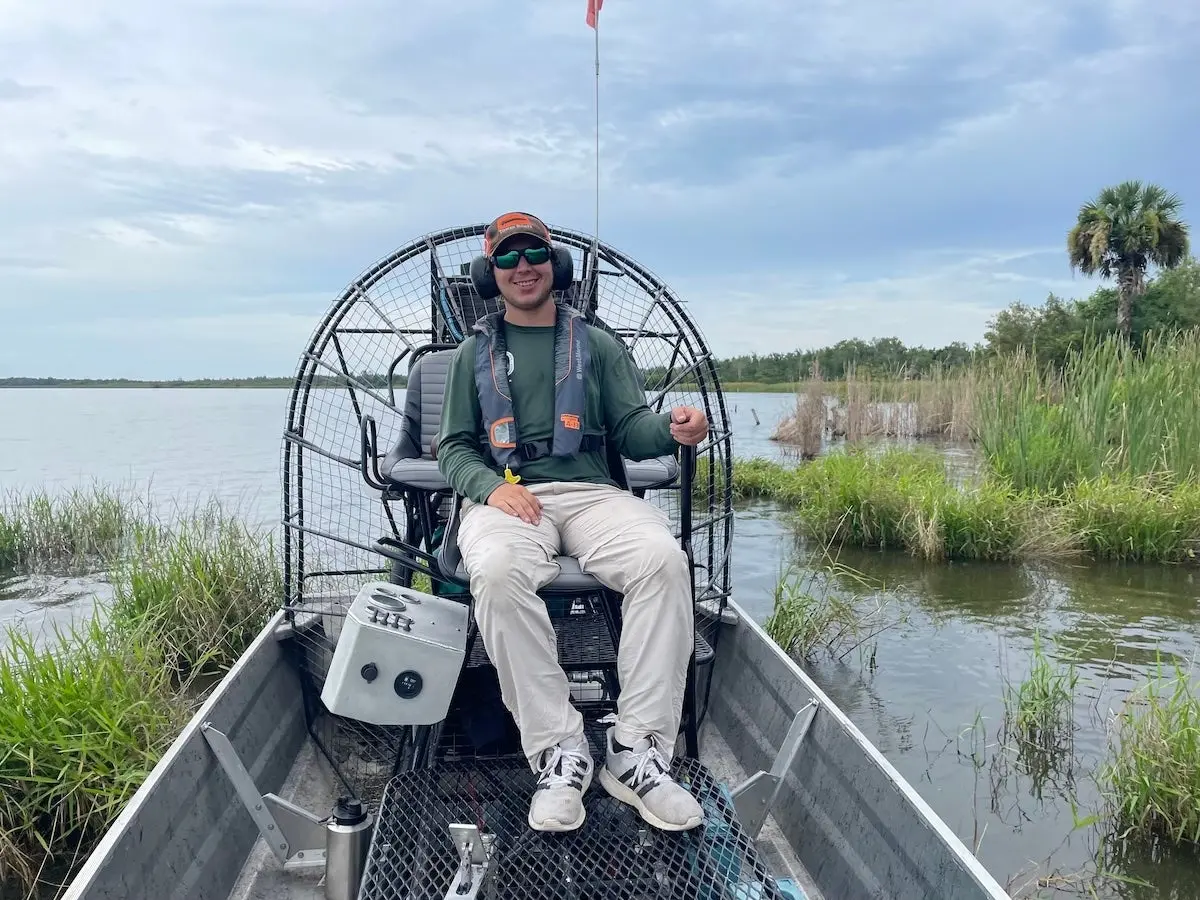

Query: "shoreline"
left=0, top=380, right=796, bottom=392
left=733, top=450, right=1200, bottom=566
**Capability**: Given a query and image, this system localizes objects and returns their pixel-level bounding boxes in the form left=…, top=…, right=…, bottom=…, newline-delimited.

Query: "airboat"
left=61, top=223, right=1010, bottom=900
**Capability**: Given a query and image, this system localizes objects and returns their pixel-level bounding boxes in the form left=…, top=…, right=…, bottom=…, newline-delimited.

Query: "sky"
left=1, top=0, right=1198, bottom=379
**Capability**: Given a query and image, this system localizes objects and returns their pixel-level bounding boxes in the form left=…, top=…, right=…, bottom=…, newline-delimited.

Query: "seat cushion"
left=451, top=553, right=604, bottom=592
left=625, top=454, right=679, bottom=490
left=384, top=457, right=450, bottom=491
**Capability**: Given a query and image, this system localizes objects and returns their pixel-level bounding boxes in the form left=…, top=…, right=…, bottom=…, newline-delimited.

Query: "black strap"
left=517, top=434, right=604, bottom=461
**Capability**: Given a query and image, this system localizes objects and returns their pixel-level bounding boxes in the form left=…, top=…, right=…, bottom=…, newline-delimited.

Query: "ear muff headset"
left=469, top=245, right=574, bottom=300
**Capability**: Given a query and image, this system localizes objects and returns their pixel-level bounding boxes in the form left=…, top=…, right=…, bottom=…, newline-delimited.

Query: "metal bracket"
left=444, top=823, right=493, bottom=900
left=730, top=699, right=818, bottom=840
left=201, top=722, right=329, bottom=870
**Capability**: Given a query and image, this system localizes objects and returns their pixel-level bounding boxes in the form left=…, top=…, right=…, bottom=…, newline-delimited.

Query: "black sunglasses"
left=492, top=246, right=552, bottom=269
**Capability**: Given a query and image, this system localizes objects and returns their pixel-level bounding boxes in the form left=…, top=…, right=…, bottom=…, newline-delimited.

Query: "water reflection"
left=0, top=571, right=112, bottom=647
left=732, top=505, right=1200, bottom=899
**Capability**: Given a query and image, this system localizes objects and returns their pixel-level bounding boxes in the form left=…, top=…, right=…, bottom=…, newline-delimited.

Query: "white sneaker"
left=528, top=735, right=594, bottom=832
left=597, top=726, right=704, bottom=831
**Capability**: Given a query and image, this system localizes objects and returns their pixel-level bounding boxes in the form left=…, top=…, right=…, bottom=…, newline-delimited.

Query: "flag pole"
left=592, top=2, right=601, bottom=258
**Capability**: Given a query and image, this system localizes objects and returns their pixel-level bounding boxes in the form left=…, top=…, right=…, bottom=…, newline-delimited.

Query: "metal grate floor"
left=358, top=757, right=788, bottom=900
left=466, top=614, right=715, bottom=672
left=467, top=606, right=618, bottom=671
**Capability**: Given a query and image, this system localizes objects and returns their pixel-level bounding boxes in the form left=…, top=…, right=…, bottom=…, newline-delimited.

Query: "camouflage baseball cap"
left=483, top=211, right=552, bottom=256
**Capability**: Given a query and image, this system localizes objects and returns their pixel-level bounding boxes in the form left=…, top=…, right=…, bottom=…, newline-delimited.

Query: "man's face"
left=493, top=235, right=554, bottom=311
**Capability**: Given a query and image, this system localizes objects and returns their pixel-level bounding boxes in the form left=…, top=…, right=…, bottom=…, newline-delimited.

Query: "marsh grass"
left=1000, top=631, right=1080, bottom=793
left=735, top=449, right=1049, bottom=562
left=0, top=614, right=191, bottom=890
left=734, top=451, right=1200, bottom=565
left=1, top=491, right=282, bottom=893
left=1100, top=657, right=1200, bottom=847
left=974, top=329, right=1200, bottom=493
left=1068, top=475, right=1200, bottom=563
left=770, top=364, right=980, bottom=451
left=0, top=485, right=146, bottom=574
left=764, top=562, right=902, bottom=666
left=109, top=502, right=282, bottom=678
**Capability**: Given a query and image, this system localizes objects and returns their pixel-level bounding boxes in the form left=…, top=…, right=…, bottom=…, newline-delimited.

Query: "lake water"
left=2, top=387, right=1199, bottom=898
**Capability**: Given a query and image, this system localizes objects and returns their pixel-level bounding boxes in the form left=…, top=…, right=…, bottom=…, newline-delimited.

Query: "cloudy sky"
left=2, top=0, right=1198, bottom=379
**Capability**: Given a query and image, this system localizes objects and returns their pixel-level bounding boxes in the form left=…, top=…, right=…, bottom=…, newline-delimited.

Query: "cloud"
left=1, top=0, right=1197, bottom=378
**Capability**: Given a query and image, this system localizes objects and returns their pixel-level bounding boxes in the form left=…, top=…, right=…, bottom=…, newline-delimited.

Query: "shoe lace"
left=630, top=741, right=672, bottom=789
left=538, top=745, right=589, bottom=789
left=598, top=714, right=671, bottom=789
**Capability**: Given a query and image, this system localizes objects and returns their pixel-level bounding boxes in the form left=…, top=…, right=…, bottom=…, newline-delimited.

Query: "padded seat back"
left=441, top=279, right=502, bottom=339
left=384, top=349, right=455, bottom=468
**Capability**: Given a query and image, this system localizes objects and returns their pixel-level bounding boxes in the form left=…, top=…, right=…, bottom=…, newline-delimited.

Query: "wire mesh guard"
left=279, top=223, right=736, bottom=795
left=358, top=757, right=788, bottom=900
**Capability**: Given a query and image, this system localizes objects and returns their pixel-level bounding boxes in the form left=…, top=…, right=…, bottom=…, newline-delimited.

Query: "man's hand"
left=669, top=406, right=708, bottom=446
left=486, top=482, right=543, bottom=525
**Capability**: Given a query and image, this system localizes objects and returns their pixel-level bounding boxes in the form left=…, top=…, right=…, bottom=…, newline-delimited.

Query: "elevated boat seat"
left=373, top=346, right=682, bottom=595
left=363, top=332, right=710, bottom=764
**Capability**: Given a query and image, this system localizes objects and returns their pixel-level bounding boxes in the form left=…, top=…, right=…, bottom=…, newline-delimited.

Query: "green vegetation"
left=1067, top=180, right=1191, bottom=342
left=0, top=486, right=143, bottom=573
left=746, top=320, right=1200, bottom=566
left=975, top=329, right=1200, bottom=492
left=1100, top=657, right=1200, bottom=846
left=0, top=495, right=280, bottom=894
left=108, top=509, right=283, bottom=677
left=1000, top=631, right=1079, bottom=770
left=762, top=562, right=900, bottom=665
left=735, top=451, right=1200, bottom=565
left=984, top=258, right=1200, bottom=369
left=712, top=336, right=978, bottom=385
left=0, top=616, right=189, bottom=891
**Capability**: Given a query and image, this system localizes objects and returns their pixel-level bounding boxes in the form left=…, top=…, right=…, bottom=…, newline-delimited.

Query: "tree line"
left=708, top=180, right=1194, bottom=381
left=707, top=255, right=1200, bottom=382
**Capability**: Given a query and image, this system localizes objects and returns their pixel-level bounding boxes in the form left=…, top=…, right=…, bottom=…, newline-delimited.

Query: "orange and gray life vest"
left=472, top=304, right=604, bottom=471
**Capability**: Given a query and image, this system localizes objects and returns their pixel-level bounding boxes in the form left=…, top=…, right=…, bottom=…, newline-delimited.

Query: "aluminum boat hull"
left=60, top=601, right=1011, bottom=900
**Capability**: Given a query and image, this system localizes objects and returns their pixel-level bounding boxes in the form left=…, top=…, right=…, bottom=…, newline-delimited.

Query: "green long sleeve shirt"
left=436, top=320, right=678, bottom=504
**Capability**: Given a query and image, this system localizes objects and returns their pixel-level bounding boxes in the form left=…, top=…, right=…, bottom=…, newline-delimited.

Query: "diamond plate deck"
left=358, top=757, right=788, bottom=900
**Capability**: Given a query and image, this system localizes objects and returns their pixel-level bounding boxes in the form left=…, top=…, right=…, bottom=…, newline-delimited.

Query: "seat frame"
left=360, top=341, right=706, bottom=766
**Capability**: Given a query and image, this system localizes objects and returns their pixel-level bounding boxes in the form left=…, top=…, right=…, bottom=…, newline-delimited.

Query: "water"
left=2, top=387, right=1199, bottom=897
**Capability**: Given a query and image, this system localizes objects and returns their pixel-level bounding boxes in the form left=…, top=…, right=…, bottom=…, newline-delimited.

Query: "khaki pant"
left=457, top=481, right=693, bottom=769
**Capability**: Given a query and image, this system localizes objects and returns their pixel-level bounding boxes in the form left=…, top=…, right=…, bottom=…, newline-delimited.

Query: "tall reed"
left=1099, top=656, right=1200, bottom=847
left=1, top=493, right=282, bottom=893
left=973, top=329, right=1200, bottom=492
left=108, top=502, right=282, bottom=678
left=0, top=615, right=189, bottom=889
left=773, top=363, right=979, bottom=451
left=0, top=485, right=144, bottom=573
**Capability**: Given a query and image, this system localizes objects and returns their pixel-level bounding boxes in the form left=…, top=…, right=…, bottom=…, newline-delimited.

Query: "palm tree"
left=1067, top=180, right=1190, bottom=341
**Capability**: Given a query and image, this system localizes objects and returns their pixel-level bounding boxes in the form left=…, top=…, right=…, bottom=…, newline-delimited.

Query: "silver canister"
left=324, top=797, right=373, bottom=900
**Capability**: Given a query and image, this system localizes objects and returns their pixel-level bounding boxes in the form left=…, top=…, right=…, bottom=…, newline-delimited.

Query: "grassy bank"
left=751, top=329, right=1200, bottom=563
left=734, top=451, right=1200, bottom=564
left=1, top=494, right=279, bottom=894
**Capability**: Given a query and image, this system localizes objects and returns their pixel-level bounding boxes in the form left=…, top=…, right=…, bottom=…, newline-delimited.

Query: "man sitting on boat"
left=436, top=211, right=708, bottom=834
